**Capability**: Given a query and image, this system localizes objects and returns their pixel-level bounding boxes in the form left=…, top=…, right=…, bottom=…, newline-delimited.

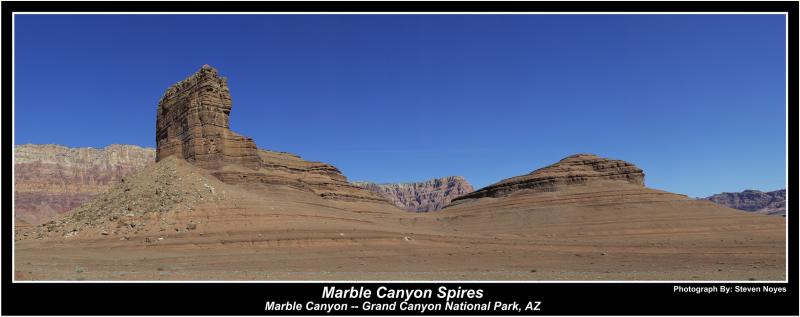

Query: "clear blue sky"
left=14, top=14, right=786, bottom=197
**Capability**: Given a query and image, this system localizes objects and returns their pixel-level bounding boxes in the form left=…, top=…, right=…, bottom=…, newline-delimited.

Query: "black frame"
left=2, top=1, right=796, bottom=315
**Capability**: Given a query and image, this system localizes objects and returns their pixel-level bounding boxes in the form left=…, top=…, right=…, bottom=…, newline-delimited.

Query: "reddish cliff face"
left=155, top=65, right=389, bottom=204
left=156, top=64, right=261, bottom=170
left=452, top=154, right=645, bottom=202
left=14, top=144, right=155, bottom=225
left=354, top=176, right=474, bottom=212
left=15, top=66, right=390, bottom=231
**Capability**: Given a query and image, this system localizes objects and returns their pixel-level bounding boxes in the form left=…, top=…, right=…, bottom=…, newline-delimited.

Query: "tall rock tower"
left=155, top=65, right=261, bottom=170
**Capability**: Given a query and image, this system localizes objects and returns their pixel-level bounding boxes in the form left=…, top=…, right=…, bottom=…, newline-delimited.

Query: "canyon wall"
left=354, top=176, right=473, bottom=212
left=14, top=144, right=155, bottom=224
left=704, top=189, right=786, bottom=216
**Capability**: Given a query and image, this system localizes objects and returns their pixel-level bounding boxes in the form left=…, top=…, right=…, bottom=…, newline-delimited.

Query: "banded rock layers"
left=210, top=149, right=389, bottom=203
left=452, top=154, right=644, bottom=203
left=156, top=64, right=261, bottom=170
left=438, top=154, right=785, bottom=274
left=155, top=65, right=389, bottom=204
left=18, top=65, right=395, bottom=241
left=354, top=176, right=474, bottom=212
left=14, top=144, right=155, bottom=225
left=704, top=189, right=786, bottom=216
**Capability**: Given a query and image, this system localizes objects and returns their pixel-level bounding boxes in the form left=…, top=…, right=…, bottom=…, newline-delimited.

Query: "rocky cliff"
left=18, top=65, right=396, bottom=241
left=452, top=154, right=644, bottom=203
left=210, top=149, right=390, bottom=203
left=14, top=144, right=155, bottom=224
left=354, top=176, right=474, bottom=212
left=704, top=189, right=786, bottom=216
left=15, top=66, right=390, bottom=231
left=156, top=64, right=261, bottom=170
left=154, top=65, right=389, bottom=204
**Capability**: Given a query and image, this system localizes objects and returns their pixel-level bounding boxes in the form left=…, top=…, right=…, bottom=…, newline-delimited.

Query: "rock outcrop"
left=354, top=176, right=474, bottom=212
left=156, top=65, right=261, bottom=170
left=452, top=154, right=644, bottom=202
left=703, top=189, right=786, bottom=216
left=14, top=144, right=155, bottom=225
left=154, top=65, right=388, bottom=205
left=19, top=156, right=234, bottom=240
left=211, top=149, right=390, bottom=203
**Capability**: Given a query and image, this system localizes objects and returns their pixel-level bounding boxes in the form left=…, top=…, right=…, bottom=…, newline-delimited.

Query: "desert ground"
left=14, top=159, right=785, bottom=281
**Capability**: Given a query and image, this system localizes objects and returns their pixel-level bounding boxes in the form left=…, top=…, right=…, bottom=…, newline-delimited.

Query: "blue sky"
left=14, top=14, right=786, bottom=197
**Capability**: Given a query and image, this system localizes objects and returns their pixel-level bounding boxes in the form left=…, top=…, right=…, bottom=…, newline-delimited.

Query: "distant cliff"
left=354, top=176, right=474, bottom=212
left=703, top=189, right=786, bottom=216
left=14, top=144, right=155, bottom=225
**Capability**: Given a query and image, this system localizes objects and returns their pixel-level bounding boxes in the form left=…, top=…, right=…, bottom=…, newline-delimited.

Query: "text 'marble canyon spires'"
left=156, top=64, right=261, bottom=170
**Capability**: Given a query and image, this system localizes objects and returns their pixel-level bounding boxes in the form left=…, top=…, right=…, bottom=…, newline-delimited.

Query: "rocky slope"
left=17, top=152, right=785, bottom=281
left=451, top=153, right=644, bottom=203
left=703, top=189, right=786, bottom=216
left=17, top=65, right=394, bottom=242
left=209, top=149, right=390, bottom=203
left=354, top=176, right=474, bottom=212
left=15, top=65, right=389, bottom=229
left=18, top=156, right=232, bottom=240
left=14, top=144, right=155, bottom=225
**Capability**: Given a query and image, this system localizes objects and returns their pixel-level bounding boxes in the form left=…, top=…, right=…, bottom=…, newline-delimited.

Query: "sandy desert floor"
left=14, top=227, right=785, bottom=281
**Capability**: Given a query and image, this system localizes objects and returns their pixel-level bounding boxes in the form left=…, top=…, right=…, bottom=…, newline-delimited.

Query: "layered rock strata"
left=452, top=154, right=644, bottom=202
left=211, top=150, right=389, bottom=203
left=354, top=176, right=474, bottom=212
left=155, top=65, right=388, bottom=205
left=156, top=65, right=260, bottom=170
left=704, top=189, right=786, bottom=216
left=18, top=156, right=234, bottom=240
left=14, top=144, right=155, bottom=225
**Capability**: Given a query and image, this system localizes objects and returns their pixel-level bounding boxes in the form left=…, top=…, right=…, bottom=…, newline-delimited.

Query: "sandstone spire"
left=155, top=65, right=261, bottom=170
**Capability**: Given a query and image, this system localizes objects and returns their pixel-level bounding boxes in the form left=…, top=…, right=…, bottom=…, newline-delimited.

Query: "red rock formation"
left=354, top=176, right=474, bottom=212
left=155, top=65, right=389, bottom=205
left=14, top=144, right=155, bottom=224
left=211, top=150, right=389, bottom=203
left=452, top=154, right=644, bottom=202
left=156, top=65, right=261, bottom=170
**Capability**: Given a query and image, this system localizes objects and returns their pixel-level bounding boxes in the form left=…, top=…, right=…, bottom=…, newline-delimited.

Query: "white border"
left=9, top=11, right=792, bottom=284
left=11, top=12, right=792, bottom=14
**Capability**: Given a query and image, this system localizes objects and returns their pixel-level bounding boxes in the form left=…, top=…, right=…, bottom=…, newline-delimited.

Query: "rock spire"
left=155, top=65, right=261, bottom=170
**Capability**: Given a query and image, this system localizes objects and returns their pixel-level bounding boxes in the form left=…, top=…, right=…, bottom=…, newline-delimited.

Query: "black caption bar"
left=2, top=282, right=797, bottom=315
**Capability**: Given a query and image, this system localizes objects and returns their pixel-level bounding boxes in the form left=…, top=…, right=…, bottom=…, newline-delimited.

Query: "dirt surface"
left=14, top=162, right=785, bottom=281
left=15, top=230, right=784, bottom=281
